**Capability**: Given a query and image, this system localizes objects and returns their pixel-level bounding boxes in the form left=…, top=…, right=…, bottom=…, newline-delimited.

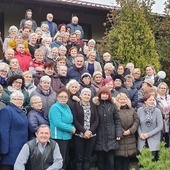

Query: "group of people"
left=0, top=8, right=169, bottom=170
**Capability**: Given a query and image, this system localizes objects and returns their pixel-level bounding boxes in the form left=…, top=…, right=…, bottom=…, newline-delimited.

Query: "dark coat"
left=30, top=85, right=56, bottom=120
left=67, top=92, right=80, bottom=112
left=116, top=106, right=139, bottom=157
left=127, top=86, right=138, bottom=108
left=0, top=103, right=28, bottom=165
left=134, top=78, right=143, bottom=90
left=93, top=97, right=122, bottom=152
left=67, top=65, right=88, bottom=81
left=72, top=101, right=99, bottom=134
left=34, top=71, right=64, bottom=92
left=27, top=108, right=49, bottom=139
left=115, top=86, right=129, bottom=97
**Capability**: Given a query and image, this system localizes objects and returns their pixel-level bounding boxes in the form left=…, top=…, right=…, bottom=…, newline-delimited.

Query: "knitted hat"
left=143, top=79, right=153, bottom=87
left=112, top=74, right=125, bottom=84
left=93, top=71, right=102, bottom=78
left=81, top=72, right=91, bottom=80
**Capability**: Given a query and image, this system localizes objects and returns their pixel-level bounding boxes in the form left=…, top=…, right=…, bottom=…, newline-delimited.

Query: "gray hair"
left=29, top=33, right=38, bottom=40
left=36, top=124, right=51, bottom=134
left=66, top=79, right=80, bottom=91
left=103, top=52, right=111, bottom=58
left=81, top=88, right=91, bottom=95
left=30, top=95, right=42, bottom=105
left=8, top=25, right=18, bottom=33
left=40, top=75, right=51, bottom=83
left=10, top=91, right=24, bottom=100
left=25, top=20, right=32, bottom=26
left=0, top=62, right=10, bottom=72
left=57, top=65, right=67, bottom=71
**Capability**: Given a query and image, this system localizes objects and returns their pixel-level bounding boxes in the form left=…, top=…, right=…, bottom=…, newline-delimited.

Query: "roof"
left=36, top=0, right=114, bottom=10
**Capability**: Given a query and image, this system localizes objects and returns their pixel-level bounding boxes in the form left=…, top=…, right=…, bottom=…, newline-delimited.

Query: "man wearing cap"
left=67, top=54, right=88, bottom=81
left=112, top=74, right=129, bottom=97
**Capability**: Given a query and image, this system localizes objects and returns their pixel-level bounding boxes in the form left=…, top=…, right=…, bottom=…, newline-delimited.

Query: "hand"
left=84, top=130, right=92, bottom=139
left=116, top=137, right=121, bottom=140
left=72, top=96, right=80, bottom=102
left=72, top=128, right=76, bottom=134
left=143, top=133, right=148, bottom=139
left=123, top=130, right=131, bottom=136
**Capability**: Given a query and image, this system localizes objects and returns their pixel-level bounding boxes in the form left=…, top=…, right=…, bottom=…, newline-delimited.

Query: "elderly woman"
left=124, top=75, right=138, bottom=108
left=30, top=75, right=56, bottom=120
left=93, top=86, right=122, bottom=170
left=27, top=95, right=49, bottom=139
left=137, top=94, right=163, bottom=161
left=8, top=58, right=22, bottom=77
left=84, top=51, right=102, bottom=76
left=3, top=25, right=18, bottom=52
left=2, top=75, right=30, bottom=112
left=116, top=64, right=130, bottom=77
left=0, top=62, right=10, bottom=87
left=103, top=63, right=115, bottom=78
left=157, top=82, right=170, bottom=147
left=132, top=68, right=143, bottom=90
left=0, top=91, right=28, bottom=170
left=23, top=71, right=36, bottom=96
left=92, top=71, right=103, bottom=92
left=79, top=72, right=96, bottom=99
left=115, top=93, right=139, bottom=170
left=34, top=61, right=64, bottom=92
left=58, top=66, right=69, bottom=85
left=73, top=88, right=99, bottom=170
left=39, top=37, right=52, bottom=57
left=66, top=79, right=80, bottom=111
left=49, top=88, right=76, bottom=170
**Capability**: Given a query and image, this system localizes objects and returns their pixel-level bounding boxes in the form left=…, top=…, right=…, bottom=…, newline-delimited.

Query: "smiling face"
left=94, top=74, right=102, bottom=84
left=145, top=96, right=155, bottom=107
left=118, top=96, right=127, bottom=107
left=101, top=93, right=109, bottom=100
left=57, top=91, right=69, bottom=104
left=40, top=81, right=51, bottom=91
left=80, top=91, right=91, bottom=103
left=10, top=95, right=24, bottom=108
left=105, top=81, right=114, bottom=91
left=16, top=44, right=25, bottom=53
left=36, top=127, right=51, bottom=146
left=23, top=73, right=33, bottom=84
left=12, top=78, right=23, bottom=90
left=114, top=79, right=122, bottom=88
left=70, top=48, right=78, bottom=57
left=44, top=67, right=54, bottom=76
left=9, top=58, right=19, bottom=70
left=146, top=66, right=154, bottom=76
left=31, top=98, right=43, bottom=110
left=68, top=83, right=79, bottom=94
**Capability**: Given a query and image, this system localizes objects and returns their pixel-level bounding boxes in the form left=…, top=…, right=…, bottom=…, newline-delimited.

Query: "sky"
left=83, top=0, right=167, bottom=14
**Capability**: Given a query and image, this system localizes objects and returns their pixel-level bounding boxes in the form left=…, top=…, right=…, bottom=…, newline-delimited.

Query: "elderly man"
left=41, top=13, right=58, bottom=38
left=67, top=16, right=84, bottom=39
left=14, top=125, right=63, bottom=170
left=67, top=54, right=88, bottom=81
left=1, top=49, right=14, bottom=63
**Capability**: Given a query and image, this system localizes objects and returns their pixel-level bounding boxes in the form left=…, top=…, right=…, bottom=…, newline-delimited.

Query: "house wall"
left=0, top=1, right=108, bottom=41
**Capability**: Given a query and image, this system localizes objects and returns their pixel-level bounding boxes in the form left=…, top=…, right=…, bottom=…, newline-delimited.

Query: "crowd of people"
left=0, top=8, right=169, bottom=170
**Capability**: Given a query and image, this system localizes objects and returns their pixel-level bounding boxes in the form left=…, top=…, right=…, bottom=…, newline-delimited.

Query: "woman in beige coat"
left=115, top=93, right=139, bottom=170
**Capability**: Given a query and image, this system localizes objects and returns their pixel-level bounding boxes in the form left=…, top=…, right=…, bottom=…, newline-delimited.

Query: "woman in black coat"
left=93, top=86, right=122, bottom=170
left=73, top=88, right=99, bottom=170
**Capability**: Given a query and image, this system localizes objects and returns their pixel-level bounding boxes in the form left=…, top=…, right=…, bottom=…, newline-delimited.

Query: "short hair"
left=133, top=68, right=141, bottom=74
left=44, top=61, right=55, bottom=69
left=88, top=39, right=96, bottom=45
left=144, top=87, right=157, bottom=98
left=40, top=75, right=51, bottom=83
left=29, top=33, right=38, bottom=40
left=51, top=47, right=58, bottom=52
left=66, top=79, right=80, bottom=91
left=125, top=74, right=134, bottom=82
left=36, top=124, right=51, bottom=133
left=58, top=23, right=67, bottom=31
left=81, top=88, right=91, bottom=95
left=34, top=49, right=45, bottom=57
left=87, top=51, right=96, bottom=58
left=42, top=37, right=52, bottom=44
left=22, top=26, right=31, bottom=31
left=126, top=63, right=134, bottom=69
left=59, top=45, right=67, bottom=51
left=102, top=77, right=113, bottom=87
left=157, top=82, right=169, bottom=94
left=10, top=91, right=24, bottom=100
left=25, top=20, right=32, bottom=26
left=41, top=23, right=49, bottom=29
left=57, top=88, right=69, bottom=97
left=97, top=86, right=112, bottom=100
left=0, top=84, right=3, bottom=93
left=0, top=62, right=10, bottom=72
left=8, top=25, right=18, bottom=33
left=5, top=48, right=14, bottom=55
left=74, top=54, right=84, bottom=61
left=103, top=52, right=111, bottom=59
left=116, top=93, right=131, bottom=110
left=68, top=46, right=78, bottom=56
left=145, top=64, right=156, bottom=74
left=7, top=75, right=25, bottom=89
left=35, top=27, right=43, bottom=34
left=104, top=63, right=114, bottom=71
left=143, top=94, right=153, bottom=102
left=57, top=65, right=67, bottom=72
left=57, top=56, right=66, bottom=62
left=23, top=71, right=33, bottom=77
left=30, top=95, right=42, bottom=105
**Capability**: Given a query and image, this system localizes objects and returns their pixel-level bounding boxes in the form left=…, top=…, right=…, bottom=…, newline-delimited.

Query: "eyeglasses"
left=160, top=88, right=167, bottom=90
left=13, top=81, right=22, bottom=85
left=0, top=70, right=7, bottom=73
left=58, top=96, right=68, bottom=99
left=12, top=98, right=24, bottom=101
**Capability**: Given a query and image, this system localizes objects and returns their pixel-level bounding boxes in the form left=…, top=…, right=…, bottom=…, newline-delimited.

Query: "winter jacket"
left=126, top=86, right=138, bottom=108
left=93, top=97, right=122, bottom=152
left=27, top=108, right=49, bottom=139
left=30, top=85, right=56, bottom=120
left=49, top=101, right=75, bottom=140
left=116, top=106, right=139, bottom=157
left=0, top=103, right=28, bottom=165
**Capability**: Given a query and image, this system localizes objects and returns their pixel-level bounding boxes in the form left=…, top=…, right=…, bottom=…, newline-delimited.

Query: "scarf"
left=143, top=105, right=155, bottom=127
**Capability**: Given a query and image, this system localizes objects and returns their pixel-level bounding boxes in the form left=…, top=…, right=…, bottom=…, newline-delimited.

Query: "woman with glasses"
left=0, top=91, right=28, bottom=170
left=0, top=62, right=10, bottom=88
left=157, top=82, right=170, bottom=147
left=27, top=95, right=49, bottom=140
left=49, top=88, right=76, bottom=170
left=1, top=75, right=30, bottom=112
